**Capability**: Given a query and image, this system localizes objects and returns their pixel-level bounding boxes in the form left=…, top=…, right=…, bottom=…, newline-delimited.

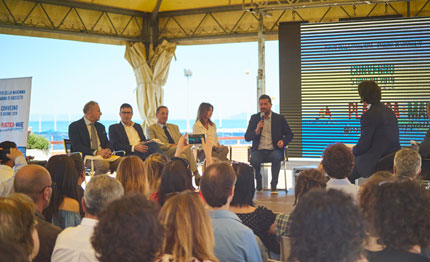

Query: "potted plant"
left=26, top=133, right=50, bottom=160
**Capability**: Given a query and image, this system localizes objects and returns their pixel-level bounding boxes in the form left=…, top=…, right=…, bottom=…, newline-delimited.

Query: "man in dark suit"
left=348, top=81, right=400, bottom=183
left=245, top=95, right=294, bottom=193
left=419, top=102, right=430, bottom=159
left=109, top=103, right=163, bottom=161
left=68, top=101, right=120, bottom=175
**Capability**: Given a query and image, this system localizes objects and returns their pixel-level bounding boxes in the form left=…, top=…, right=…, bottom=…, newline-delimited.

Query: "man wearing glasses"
left=109, top=103, right=164, bottom=161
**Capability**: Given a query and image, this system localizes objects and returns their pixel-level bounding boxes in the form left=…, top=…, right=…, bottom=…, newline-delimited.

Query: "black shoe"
left=256, top=179, right=263, bottom=192
left=271, top=188, right=278, bottom=194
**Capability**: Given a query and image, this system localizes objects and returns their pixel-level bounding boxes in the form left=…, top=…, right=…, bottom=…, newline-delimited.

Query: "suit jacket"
left=109, top=122, right=147, bottom=155
left=68, top=118, right=112, bottom=157
left=245, top=111, right=294, bottom=156
left=34, top=210, right=61, bottom=262
left=147, top=123, right=182, bottom=151
left=419, top=128, right=430, bottom=159
left=353, top=102, right=400, bottom=178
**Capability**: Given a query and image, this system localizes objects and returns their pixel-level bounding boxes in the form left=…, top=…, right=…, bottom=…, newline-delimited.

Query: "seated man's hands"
left=97, top=148, right=112, bottom=159
left=277, top=140, right=284, bottom=149
left=134, top=143, right=148, bottom=153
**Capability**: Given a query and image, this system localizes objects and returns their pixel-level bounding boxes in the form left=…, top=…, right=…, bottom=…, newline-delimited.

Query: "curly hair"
left=322, top=143, right=354, bottom=179
left=116, top=156, right=149, bottom=197
left=91, top=194, right=163, bottom=262
left=358, top=171, right=393, bottom=233
left=230, top=162, right=255, bottom=207
left=294, top=168, right=327, bottom=206
left=143, top=153, right=167, bottom=194
left=373, top=178, right=430, bottom=251
left=289, top=189, right=365, bottom=262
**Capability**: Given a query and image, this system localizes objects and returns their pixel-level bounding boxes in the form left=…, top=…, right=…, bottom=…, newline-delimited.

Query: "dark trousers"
left=134, top=141, right=164, bottom=161
left=250, top=149, right=282, bottom=189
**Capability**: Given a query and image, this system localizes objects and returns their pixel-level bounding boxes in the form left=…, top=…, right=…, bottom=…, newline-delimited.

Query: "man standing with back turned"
left=245, top=95, right=294, bottom=193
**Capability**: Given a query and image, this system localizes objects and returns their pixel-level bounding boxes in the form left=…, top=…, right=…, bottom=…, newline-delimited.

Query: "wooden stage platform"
left=254, top=190, right=295, bottom=214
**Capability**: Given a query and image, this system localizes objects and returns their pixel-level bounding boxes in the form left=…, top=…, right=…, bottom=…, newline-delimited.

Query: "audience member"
left=393, top=148, right=422, bottom=179
left=69, top=153, right=86, bottom=216
left=229, top=162, right=279, bottom=256
left=91, top=194, right=163, bottom=262
left=322, top=143, right=359, bottom=203
left=275, top=168, right=327, bottom=238
left=368, top=178, right=430, bottom=262
left=68, top=101, right=121, bottom=175
left=147, top=106, right=201, bottom=184
left=43, top=155, right=82, bottom=229
left=193, top=102, right=229, bottom=161
left=0, top=238, right=28, bottom=262
left=419, top=101, right=430, bottom=159
left=143, top=153, right=167, bottom=194
left=288, top=189, right=366, bottom=262
left=245, top=95, right=294, bottom=193
left=157, top=190, right=218, bottom=262
left=348, top=80, right=400, bottom=182
left=0, top=141, right=27, bottom=196
left=14, top=165, right=62, bottom=262
left=200, top=162, right=262, bottom=262
left=109, top=103, right=164, bottom=161
left=0, top=193, right=39, bottom=261
left=52, top=175, right=124, bottom=262
left=116, top=156, right=149, bottom=197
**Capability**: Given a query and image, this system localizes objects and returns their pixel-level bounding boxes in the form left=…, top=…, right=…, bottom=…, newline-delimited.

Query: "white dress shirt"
left=121, top=121, right=141, bottom=152
left=193, top=120, right=219, bottom=144
left=0, top=155, right=27, bottom=197
left=258, top=111, right=274, bottom=150
left=326, top=178, right=359, bottom=204
left=51, top=218, right=98, bottom=262
left=84, top=117, right=101, bottom=151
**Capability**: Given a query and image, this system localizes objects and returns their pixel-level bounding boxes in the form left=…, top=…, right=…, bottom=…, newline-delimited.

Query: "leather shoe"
left=256, top=179, right=263, bottom=192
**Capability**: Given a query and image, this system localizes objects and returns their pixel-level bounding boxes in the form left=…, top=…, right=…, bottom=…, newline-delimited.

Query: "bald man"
left=14, top=165, right=62, bottom=262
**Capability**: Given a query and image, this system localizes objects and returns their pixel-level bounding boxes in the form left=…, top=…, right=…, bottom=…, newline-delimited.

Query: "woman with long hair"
left=43, top=154, right=82, bottom=229
left=143, top=153, right=167, bottom=195
left=193, top=102, right=229, bottom=161
left=116, top=156, right=150, bottom=198
left=157, top=191, right=218, bottom=262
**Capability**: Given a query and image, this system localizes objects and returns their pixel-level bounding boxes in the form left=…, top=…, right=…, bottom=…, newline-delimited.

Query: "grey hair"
left=84, top=175, right=124, bottom=216
left=394, top=148, right=422, bottom=178
left=83, top=101, right=98, bottom=114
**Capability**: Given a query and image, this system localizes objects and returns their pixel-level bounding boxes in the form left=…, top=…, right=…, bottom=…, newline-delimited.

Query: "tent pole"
left=257, top=12, right=266, bottom=107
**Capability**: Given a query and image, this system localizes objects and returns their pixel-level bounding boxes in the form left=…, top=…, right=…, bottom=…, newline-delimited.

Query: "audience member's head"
left=157, top=158, right=194, bottom=206
left=358, top=80, right=381, bottom=104
left=196, top=102, right=214, bottom=125
left=0, top=140, right=17, bottom=166
left=294, top=168, right=327, bottom=205
left=289, top=189, right=365, bottom=262
left=159, top=191, right=218, bottom=262
left=0, top=193, right=39, bottom=261
left=69, top=153, right=86, bottom=185
left=0, top=238, right=28, bottom=262
left=200, top=162, right=236, bottom=208
left=373, top=178, right=430, bottom=252
left=393, top=148, right=421, bottom=179
left=322, top=143, right=354, bottom=179
left=14, top=165, right=52, bottom=212
left=83, top=175, right=124, bottom=217
left=359, top=171, right=393, bottom=232
left=43, top=155, right=80, bottom=220
left=116, top=156, right=149, bottom=197
left=143, top=153, right=167, bottom=194
left=91, top=194, right=163, bottom=262
left=230, top=162, right=255, bottom=207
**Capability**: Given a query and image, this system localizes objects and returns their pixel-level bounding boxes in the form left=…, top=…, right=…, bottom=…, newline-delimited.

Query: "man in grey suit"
left=147, top=106, right=200, bottom=183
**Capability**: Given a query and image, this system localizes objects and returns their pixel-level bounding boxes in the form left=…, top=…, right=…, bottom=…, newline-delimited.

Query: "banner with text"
left=0, top=77, right=32, bottom=147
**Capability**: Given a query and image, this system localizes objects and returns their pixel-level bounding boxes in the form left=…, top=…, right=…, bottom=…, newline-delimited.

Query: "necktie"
left=163, top=126, right=175, bottom=144
left=90, top=123, right=98, bottom=150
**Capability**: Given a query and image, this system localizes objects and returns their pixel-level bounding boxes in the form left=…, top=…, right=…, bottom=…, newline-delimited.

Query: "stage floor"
left=254, top=190, right=295, bottom=214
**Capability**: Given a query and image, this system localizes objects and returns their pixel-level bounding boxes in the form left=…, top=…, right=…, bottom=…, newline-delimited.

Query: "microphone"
left=260, top=112, right=265, bottom=120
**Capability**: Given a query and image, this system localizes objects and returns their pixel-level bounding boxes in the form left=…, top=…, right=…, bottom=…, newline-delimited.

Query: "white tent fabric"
left=125, top=40, right=176, bottom=129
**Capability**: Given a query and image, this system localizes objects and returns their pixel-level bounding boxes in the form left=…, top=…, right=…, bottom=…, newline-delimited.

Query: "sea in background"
left=29, top=119, right=250, bottom=150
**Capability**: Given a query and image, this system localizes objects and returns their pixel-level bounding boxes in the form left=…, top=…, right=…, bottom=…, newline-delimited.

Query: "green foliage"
left=27, top=133, right=50, bottom=150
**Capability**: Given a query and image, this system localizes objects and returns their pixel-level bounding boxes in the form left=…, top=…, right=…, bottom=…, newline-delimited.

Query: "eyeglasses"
left=120, top=111, right=132, bottom=115
left=39, top=182, right=56, bottom=193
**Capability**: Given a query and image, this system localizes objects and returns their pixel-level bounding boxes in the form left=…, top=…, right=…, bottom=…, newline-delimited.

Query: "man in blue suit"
left=109, top=103, right=163, bottom=161
left=348, top=81, right=400, bottom=183
left=245, top=95, right=294, bottom=193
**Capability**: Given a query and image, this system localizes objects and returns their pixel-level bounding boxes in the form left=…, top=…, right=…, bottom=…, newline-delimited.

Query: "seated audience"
left=91, top=194, right=163, bottom=262
left=322, top=143, right=359, bottom=203
left=275, top=168, right=327, bottom=238
left=367, top=178, right=430, bottom=262
left=200, top=162, right=262, bottom=262
left=0, top=141, right=27, bottom=196
left=157, top=190, right=218, bottom=262
left=116, top=156, right=150, bottom=197
left=70, top=153, right=86, bottom=216
left=229, top=162, right=279, bottom=256
left=0, top=238, right=28, bottom=262
left=52, top=175, right=124, bottom=262
left=193, top=102, right=229, bottom=161
left=393, top=148, right=422, bottom=179
left=109, top=103, right=164, bottom=161
left=143, top=153, right=167, bottom=194
left=0, top=193, right=40, bottom=261
left=14, top=165, right=62, bottom=262
left=358, top=171, right=393, bottom=252
left=288, top=189, right=366, bottom=262
left=43, top=155, right=82, bottom=229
